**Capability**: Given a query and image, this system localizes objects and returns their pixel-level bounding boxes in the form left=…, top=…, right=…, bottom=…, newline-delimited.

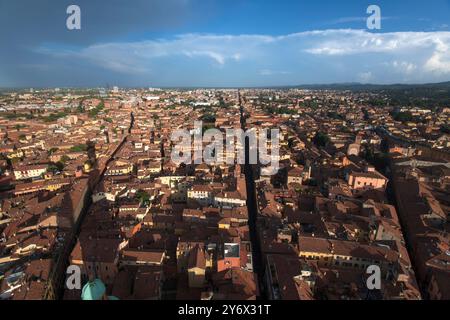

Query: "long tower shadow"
left=238, top=90, right=266, bottom=299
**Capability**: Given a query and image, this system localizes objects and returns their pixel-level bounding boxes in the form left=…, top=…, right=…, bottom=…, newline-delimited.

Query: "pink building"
left=347, top=166, right=388, bottom=193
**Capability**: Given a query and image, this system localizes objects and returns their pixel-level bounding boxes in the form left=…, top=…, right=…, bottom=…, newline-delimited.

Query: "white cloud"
left=259, top=69, right=292, bottom=76
left=38, top=29, right=450, bottom=79
left=424, top=38, right=450, bottom=74
left=304, top=30, right=450, bottom=56
left=300, top=29, right=450, bottom=76
left=392, top=61, right=417, bottom=74
left=183, top=50, right=226, bottom=65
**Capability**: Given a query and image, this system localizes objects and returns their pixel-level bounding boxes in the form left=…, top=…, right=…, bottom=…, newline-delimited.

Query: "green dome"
left=81, top=279, right=106, bottom=300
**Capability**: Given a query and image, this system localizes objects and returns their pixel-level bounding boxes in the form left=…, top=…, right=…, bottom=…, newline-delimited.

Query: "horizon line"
left=2, top=80, right=450, bottom=91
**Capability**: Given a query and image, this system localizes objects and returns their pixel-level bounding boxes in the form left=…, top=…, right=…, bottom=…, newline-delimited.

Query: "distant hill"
left=291, top=81, right=450, bottom=91
left=288, top=81, right=450, bottom=108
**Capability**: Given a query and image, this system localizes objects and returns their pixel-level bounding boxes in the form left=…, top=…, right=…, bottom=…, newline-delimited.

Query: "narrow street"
left=238, top=90, right=266, bottom=299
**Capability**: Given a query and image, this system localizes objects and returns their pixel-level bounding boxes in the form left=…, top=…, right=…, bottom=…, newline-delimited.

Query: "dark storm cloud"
left=0, top=0, right=194, bottom=45
left=1, top=0, right=449, bottom=87
left=0, top=0, right=198, bottom=87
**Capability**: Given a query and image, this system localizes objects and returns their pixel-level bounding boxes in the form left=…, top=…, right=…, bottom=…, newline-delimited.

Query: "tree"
left=48, top=162, right=64, bottom=174
left=42, top=111, right=68, bottom=122
left=77, top=102, right=85, bottom=114
left=136, top=190, right=150, bottom=206
left=440, top=124, right=450, bottom=134
left=201, top=113, right=216, bottom=123
left=70, top=144, right=88, bottom=152
left=88, top=101, right=105, bottom=118
left=60, top=155, right=71, bottom=163
left=48, top=147, right=59, bottom=155
left=313, top=132, right=330, bottom=147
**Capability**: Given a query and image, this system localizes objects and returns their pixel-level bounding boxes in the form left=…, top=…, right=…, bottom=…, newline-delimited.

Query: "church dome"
left=81, top=279, right=106, bottom=300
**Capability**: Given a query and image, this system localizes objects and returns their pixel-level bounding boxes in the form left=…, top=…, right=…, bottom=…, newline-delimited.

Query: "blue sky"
left=1, top=0, right=450, bottom=87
